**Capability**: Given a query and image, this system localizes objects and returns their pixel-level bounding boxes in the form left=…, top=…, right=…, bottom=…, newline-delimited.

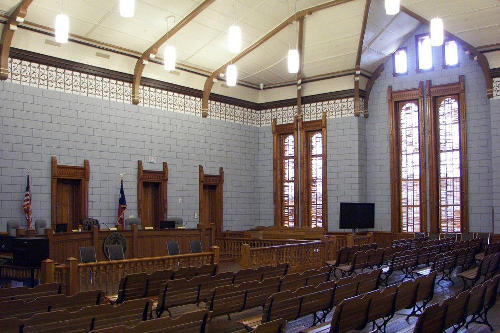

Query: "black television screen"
left=339, top=202, right=375, bottom=229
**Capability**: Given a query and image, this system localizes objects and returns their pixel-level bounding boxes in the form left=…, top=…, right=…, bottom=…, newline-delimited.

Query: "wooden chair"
left=366, top=285, right=398, bottom=332
left=279, top=272, right=308, bottom=292
left=464, top=283, right=487, bottom=329
left=299, top=286, right=335, bottom=325
left=262, top=290, right=300, bottom=323
left=407, top=271, right=436, bottom=318
left=442, top=291, right=469, bottom=333
left=91, top=309, right=208, bottom=333
left=394, top=280, right=418, bottom=314
left=356, top=269, right=381, bottom=294
left=458, top=253, right=491, bottom=290
left=156, top=276, right=206, bottom=317
left=209, top=284, right=246, bottom=319
left=305, top=271, right=330, bottom=287
left=467, top=275, right=500, bottom=330
left=116, top=272, right=148, bottom=303
left=199, top=271, right=235, bottom=302
left=91, top=298, right=152, bottom=331
left=145, top=269, right=174, bottom=298
left=367, top=248, right=384, bottom=268
left=332, top=280, right=357, bottom=307
left=412, top=303, right=446, bottom=333
left=243, top=276, right=281, bottom=310
left=329, top=294, right=371, bottom=333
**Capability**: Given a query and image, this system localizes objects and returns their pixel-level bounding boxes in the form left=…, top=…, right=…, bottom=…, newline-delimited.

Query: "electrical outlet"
left=194, top=212, right=198, bottom=219
left=178, top=197, right=182, bottom=204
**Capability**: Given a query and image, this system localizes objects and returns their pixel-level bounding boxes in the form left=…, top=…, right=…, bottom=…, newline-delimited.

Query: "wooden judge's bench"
left=45, top=224, right=214, bottom=264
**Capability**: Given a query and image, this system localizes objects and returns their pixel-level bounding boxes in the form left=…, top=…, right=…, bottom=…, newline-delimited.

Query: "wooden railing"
left=239, top=239, right=336, bottom=271
left=216, top=237, right=310, bottom=260
left=41, top=246, right=219, bottom=295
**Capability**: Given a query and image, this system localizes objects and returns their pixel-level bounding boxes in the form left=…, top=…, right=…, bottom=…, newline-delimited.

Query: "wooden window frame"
left=388, top=82, right=427, bottom=233
left=415, top=33, right=434, bottom=73
left=442, top=39, right=460, bottom=69
left=300, top=113, right=328, bottom=231
left=427, top=75, right=468, bottom=233
left=393, top=47, right=408, bottom=77
left=273, top=118, right=299, bottom=227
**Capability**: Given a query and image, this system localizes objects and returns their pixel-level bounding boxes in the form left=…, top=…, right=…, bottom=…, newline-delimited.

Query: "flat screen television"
left=339, top=202, right=375, bottom=229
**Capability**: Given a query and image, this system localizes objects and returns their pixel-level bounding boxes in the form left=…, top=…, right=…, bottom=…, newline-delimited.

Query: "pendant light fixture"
left=163, top=46, right=176, bottom=71
left=163, top=16, right=176, bottom=71
left=385, top=0, right=400, bottom=15
left=120, top=0, right=135, bottom=18
left=228, top=25, right=242, bottom=53
left=430, top=17, right=444, bottom=46
left=55, top=13, right=69, bottom=43
left=228, top=1, right=241, bottom=54
left=287, top=1, right=299, bottom=74
left=287, top=49, right=299, bottom=74
left=226, top=64, right=237, bottom=87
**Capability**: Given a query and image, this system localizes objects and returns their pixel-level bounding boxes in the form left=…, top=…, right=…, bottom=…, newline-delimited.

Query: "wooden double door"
left=56, top=179, right=83, bottom=229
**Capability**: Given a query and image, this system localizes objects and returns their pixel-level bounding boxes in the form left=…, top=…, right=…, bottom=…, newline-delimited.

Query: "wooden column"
left=211, top=245, right=220, bottom=264
left=240, top=244, right=251, bottom=269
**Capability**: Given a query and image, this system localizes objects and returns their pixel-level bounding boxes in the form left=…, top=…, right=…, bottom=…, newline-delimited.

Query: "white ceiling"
left=0, top=0, right=498, bottom=88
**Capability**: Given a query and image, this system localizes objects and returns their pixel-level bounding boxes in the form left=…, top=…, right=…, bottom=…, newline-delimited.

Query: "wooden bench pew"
left=0, top=283, right=61, bottom=302
left=90, top=309, right=208, bottom=333
left=144, top=269, right=174, bottom=298
left=156, top=275, right=207, bottom=317
left=116, top=272, right=149, bottom=303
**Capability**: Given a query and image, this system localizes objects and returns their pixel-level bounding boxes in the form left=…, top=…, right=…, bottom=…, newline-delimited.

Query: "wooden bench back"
left=0, top=283, right=61, bottom=303
left=116, top=273, right=148, bottom=303
left=145, top=269, right=174, bottom=298
left=413, top=303, right=445, bottom=333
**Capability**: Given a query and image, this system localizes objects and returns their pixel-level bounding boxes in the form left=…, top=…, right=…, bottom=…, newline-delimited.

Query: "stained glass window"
left=308, top=132, right=323, bottom=228
left=399, top=102, right=421, bottom=232
left=438, top=96, right=461, bottom=232
left=281, top=134, right=295, bottom=227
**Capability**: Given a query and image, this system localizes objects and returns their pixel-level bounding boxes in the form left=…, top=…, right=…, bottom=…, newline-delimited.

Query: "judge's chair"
left=167, top=241, right=180, bottom=255
left=190, top=240, right=202, bottom=253
left=6, top=220, right=20, bottom=237
left=34, top=219, right=49, bottom=235
left=124, top=217, right=142, bottom=230
left=107, top=245, right=125, bottom=261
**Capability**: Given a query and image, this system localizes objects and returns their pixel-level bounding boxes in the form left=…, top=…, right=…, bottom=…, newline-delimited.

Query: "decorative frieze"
left=493, top=78, right=500, bottom=99
left=7, top=57, right=357, bottom=126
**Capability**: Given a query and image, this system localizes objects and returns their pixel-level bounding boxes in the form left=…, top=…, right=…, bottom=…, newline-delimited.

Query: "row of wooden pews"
left=301, top=272, right=437, bottom=333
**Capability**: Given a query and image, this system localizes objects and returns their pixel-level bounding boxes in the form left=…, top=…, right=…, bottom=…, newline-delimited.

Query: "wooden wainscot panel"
left=137, top=160, right=168, bottom=229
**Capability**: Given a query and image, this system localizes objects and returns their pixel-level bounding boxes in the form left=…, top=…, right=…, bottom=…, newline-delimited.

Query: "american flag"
left=117, top=179, right=127, bottom=226
left=23, top=174, right=32, bottom=230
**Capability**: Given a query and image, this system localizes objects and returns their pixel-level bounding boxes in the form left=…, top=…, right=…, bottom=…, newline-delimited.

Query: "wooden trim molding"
left=364, top=63, right=384, bottom=117
left=137, top=160, right=168, bottom=229
left=299, top=113, right=328, bottom=231
left=132, top=0, right=215, bottom=105
left=273, top=118, right=299, bottom=227
left=8, top=48, right=362, bottom=112
left=199, top=165, right=224, bottom=234
left=388, top=82, right=426, bottom=233
left=354, top=0, right=371, bottom=117
left=0, top=0, right=33, bottom=80
left=51, top=156, right=89, bottom=229
left=427, top=75, right=468, bottom=233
